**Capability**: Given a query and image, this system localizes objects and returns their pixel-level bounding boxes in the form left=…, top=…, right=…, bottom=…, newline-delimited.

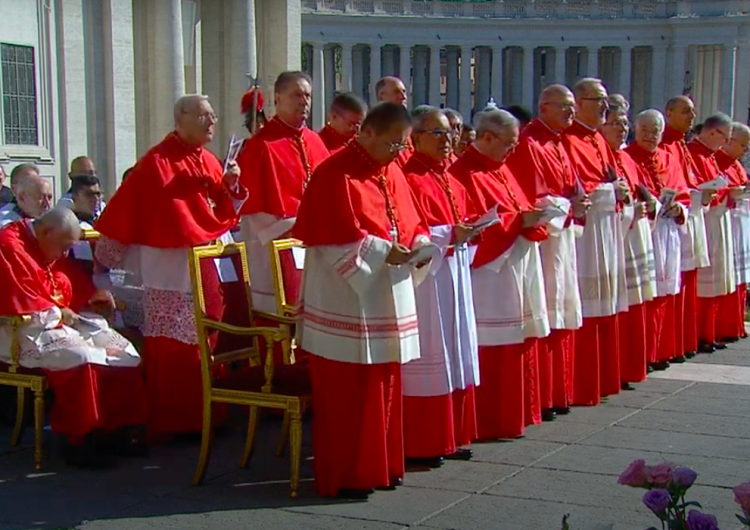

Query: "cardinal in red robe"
left=401, top=106, right=479, bottom=468
left=318, top=91, right=366, bottom=152
left=715, top=123, right=750, bottom=342
left=95, top=95, right=247, bottom=440
left=0, top=209, right=146, bottom=468
left=562, top=79, right=629, bottom=405
left=505, top=85, right=586, bottom=420
left=689, top=115, right=736, bottom=352
left=294, top=103, right=431, bottom=499
left=235, top=72, right=329, bottom=362
left=662, top=96, right=706, bottom=359
left=374, top=76, right=414, bottom=167
left=450, top=106, right=549, bottom=440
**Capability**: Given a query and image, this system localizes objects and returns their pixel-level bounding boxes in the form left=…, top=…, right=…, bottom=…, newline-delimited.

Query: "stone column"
left=446, top=47, right=460, bottom=110
left=382, top=47, right=396, bottom=77
left=670, top=44, right=688, bottom=97
left=429, top=44, right=442, bottom=106
left=153, top=0, right=184, bottom=141
left=399, top=44, right=411, bottom=105
left=369, top=43, right=381, bottom=105
left=555, top=46, right=567, bottom=84
left=651, top=44, right=668, bottom=108
left=353, top=46, right=365, bottom=100
left=475, top=48, right=491, bottom=112
left=413, top=47, right=428, bottom=106
left=491, top=45, right=503, bottom=106
left=587, top=46, right=599, bottom=77
left=341, top=43, right=353, bottom=90
left=324, top=46, right=336, bottom=109
left=619, top=45, right=633, bottom=102
left=734, top=40, right=750, bottom=124
left=720, top=42, right=738, bottom=116
left=522, top=45, right=534, bottom=110
left=312, top=43, right=326, bottom=130
left=460, top=45, right=473, bottom=119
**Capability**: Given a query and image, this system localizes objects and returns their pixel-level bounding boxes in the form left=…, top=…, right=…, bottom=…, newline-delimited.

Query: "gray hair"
left=473, top=108, right=519, bottom=136
left=411, top=105, right=445, bottom=130
left=16, top=173, right=50, bottom=195
left=702, top=112, right=733, bottom=132
left=634, top=109, right=666, bottom=132
left=174, top=94, right=210, bottom=123
left=732, top=122, right=750, bottom=139
left=33, top=207, right=81, bottom=235
left=443, top=108, right=463, bottom=126
left=573, top=77, right=605, bottom=98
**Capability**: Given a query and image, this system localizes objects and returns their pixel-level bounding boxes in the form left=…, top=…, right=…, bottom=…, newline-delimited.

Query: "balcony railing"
left=302, top=0, right=750, bottom=19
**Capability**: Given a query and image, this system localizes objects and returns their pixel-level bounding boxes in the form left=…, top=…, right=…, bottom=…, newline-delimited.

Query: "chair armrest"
left=202, top=319, right=287, bottom=343
left=253, top=310, right=296, bottom=326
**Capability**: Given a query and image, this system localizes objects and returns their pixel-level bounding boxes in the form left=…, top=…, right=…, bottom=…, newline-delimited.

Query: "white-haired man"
left=689, top=114, right=736, bottom=352
left=95, top=94, right=248, bottom=440
left=505, top=84, right=587, bottom=420
left=625, top=110, right=690, bottom=371
left=450, top=105, right=550, bottom=441
left=0, top=164, right=52, bottom=227
left=0, top=208, right=146, bottom=468
left=716, top=122, right=750, bottom=341
left=562, top=77, right=629, bottom=406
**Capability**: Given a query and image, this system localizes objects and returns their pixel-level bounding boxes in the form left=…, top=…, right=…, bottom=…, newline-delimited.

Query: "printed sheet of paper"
left=407, top=242, right=439, bottom=266
left=223, top=135, right=244, bottom=173
left=697, top=175, right=728, bottom=191
left=468, top=204, right=500, bottom=232
left=659, top=188, right=678, bottom=216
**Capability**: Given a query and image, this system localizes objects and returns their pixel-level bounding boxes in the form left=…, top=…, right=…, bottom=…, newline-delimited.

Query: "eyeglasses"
left=191, top=112, right=218, bottom=123
left=415, top=129, right=456, bottom=139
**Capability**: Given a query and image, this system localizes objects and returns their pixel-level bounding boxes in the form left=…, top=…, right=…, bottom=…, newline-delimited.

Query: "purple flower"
left=671, top=467, right=698, bottom=489
left=643, top=489, right=671, bottom=515
left=686, top=509, right=719, bottom=530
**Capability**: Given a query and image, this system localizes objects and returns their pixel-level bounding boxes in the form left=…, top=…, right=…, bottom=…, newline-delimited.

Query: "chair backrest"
left=188, top=241, right=259, bottom=379
left=268, top=238, right=304, bottom=318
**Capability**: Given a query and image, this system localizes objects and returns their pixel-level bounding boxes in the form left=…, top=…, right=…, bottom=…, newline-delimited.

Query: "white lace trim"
left=141, top=288, right=198, bottom=345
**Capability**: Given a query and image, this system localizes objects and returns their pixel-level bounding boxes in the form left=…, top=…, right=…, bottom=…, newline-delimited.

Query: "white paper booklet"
left=223, top=134, right=244, bottom=173
left=697, top=175, right=728, bottom=191
left=468, top=204, right=501, bottom=231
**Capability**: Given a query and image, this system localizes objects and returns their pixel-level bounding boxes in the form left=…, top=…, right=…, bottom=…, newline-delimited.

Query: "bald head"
left=376, top=76, right=408, bottom=107
left=69, top=156, right=95, bottom=178
left=725, top=122, right=750, bottom=160
left=32, top=208, right=81, bottom=262
left=665, top=95, right=696, bottom=134
left=538, top=84, right=575, bottom=132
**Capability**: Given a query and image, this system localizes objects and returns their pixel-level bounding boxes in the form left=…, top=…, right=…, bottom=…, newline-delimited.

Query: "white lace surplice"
left=623, top=206, right=657, bottom=305
left=472, top=236, right=550, bottom=346
left=681, top=191, right=710, bottom=272
left=698, top=198, right=737, bottom=298
left=297, top=234, right=430, bottom=365
left=402, top=225, right=480, bottom=398
left=731, top=198, right=750, bottom=284
left=0, top=308, right=140, bottom=371
left=576, top=183, right=629, bottom=317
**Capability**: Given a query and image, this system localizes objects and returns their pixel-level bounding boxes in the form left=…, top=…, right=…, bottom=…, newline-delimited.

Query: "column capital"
left=311, top=42, right=325, bottom=50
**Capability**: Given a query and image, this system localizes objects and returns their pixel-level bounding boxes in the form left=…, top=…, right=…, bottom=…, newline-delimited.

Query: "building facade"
left=0, top=0, right=301, bottom=199
left=301, top=0, right=750, bottom=128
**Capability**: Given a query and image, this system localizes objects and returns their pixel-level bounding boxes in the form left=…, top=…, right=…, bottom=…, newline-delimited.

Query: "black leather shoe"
left=647, top=365, right=654, bottom=374
left=714, top=342, right=728, bottom=350
left=552, top=406, right=571, bottom=415
left=337, top=488, right=374, bottom=500
left=621, top=383, right=635, bottom=391
left=685, top=351, right=697, bottom=359
left=541, top=409, right=557, bottom=422
left=671, top=356, right=687, bottom=364
left=391, top=477, right=404, bottom=486
left=445, top=448, right=473, bottom=461
left=650, top=361, right=669, bottom=371
left=406, top=456, right=444, bottom=468
left=721, top=336, right=739, bottom=343
left=698, top=342, right=715, bottom=354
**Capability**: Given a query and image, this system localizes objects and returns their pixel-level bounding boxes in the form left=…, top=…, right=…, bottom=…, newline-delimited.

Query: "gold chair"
left=0, top=315, right=47, bottom=470
left=188, top=241, right=311, bottom=498
left=268, top=238, right=304, bottom=320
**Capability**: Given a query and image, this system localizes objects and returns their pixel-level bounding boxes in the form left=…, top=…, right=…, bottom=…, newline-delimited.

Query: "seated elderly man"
left=0, top=164, right=52, bottom=227
left=0, top=208, right=146, bottom=468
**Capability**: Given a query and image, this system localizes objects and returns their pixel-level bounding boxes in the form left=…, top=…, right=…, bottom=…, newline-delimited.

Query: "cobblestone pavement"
left=2, top=340, right=749, bottom=530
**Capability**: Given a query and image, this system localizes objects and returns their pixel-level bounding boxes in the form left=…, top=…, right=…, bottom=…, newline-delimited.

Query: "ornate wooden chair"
left=188, top=241, right=311, bottom=498
left=0, top=315, right=47, bottom=469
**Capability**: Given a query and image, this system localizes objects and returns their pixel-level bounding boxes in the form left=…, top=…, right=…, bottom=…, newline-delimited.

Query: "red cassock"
left=450, top=146, right=547, bottom=440
left=95, top=132, right=245, bottom=439
left=293, top=142, right=429, bottom=496
left=562, top=122, right=621, bottom=405
left=716, top=150, right=749, bottom=340
left=236, top=117, right=329, bottom=360
left=626, top=144, right=689, bottom=365
left=688, top=140, right=732, bottom=346
left=613, top=149, right=649, bottom=383
left=505, top=119, right=579, bottom=412
left=0, top=221, right=146, bottom=444
left=662, top=126, right=702, bottom=356
left=401, top=152, right=478, bottom=458
left=317, top=124, right=349, bottom=153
